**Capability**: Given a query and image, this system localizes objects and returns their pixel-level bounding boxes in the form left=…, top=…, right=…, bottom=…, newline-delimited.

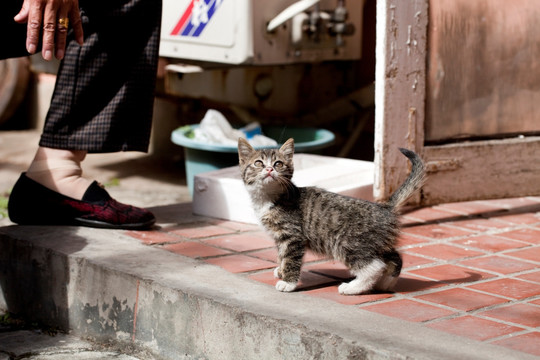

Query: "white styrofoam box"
left=160, top=0, right=364, bottom=64
left=192, top=154, right=374, bottom=223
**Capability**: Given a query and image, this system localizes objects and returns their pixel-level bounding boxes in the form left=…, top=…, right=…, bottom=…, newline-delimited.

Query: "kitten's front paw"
left=338, top=281, right=368, bottom=295
left=338, top=282, right=355, bottom=295
left=273, top=267, right=282, bottom=279
left=275, top=280, right=297, bottom=292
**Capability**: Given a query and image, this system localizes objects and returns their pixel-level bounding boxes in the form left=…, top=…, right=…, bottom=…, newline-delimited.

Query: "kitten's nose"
left=265, top=167, right=273, bottom=173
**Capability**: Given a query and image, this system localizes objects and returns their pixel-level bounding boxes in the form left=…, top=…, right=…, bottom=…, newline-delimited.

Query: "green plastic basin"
left=171, top=125, right=335, bottom=193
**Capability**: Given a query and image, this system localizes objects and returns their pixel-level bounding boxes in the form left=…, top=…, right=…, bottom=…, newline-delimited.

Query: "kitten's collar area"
left=246, top=180, right=300, bottom=210
left=246, top=181, right=281, bottom=200
left=255, top=171, right=292, bottom=195
left=245, top=183, right=280, bottom=209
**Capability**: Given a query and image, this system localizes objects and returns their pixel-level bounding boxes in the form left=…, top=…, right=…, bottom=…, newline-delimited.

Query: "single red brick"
left=505, top=246, right=540, bottom=263
left=492, top=332, right=540, bottom=357
left=247, top=248, right=324, bottom=264
left=393, top=274, right=446, bottom=294
left=397, top=234, right=428, bottom=247
left=460, top=255, right=537, bottom=275
left=303, top=250, right=326, bottom=263
left=401, top=252, right=434, bottom=269
left=203, top=233, right=275, bottom=252
left=409, top=264, right=494, bottom=284
left=416, top=288, right=507, bottom=311
left=498, top=228, right=540, bottom=244
left=481, top=197, right=540, bottom=210
left=248, top=248, right=278, bottom=262
left=305, top=285, right=394, bottom=305
left=304, top=261, right=352, bottom=280
left=125, top=230, right=181, bottom=245
left=402, top=223, right=473, bottom=239
left=163, top=241, right=231, bottom=258
left=530, top=298, right=540, bottom=306
left=203, top=254, right=276, bottom=273
left=427, top=315, right=524, bottom=341
left=399, top=216, right=423, bottom=226
left=468, top=278, right=540, bottom=300
left=209, top=220, right=260, bottom=232
left=496, top=213, right=540, bottom=225
left=402, top=207, right=458, bottom=222
left=407, top=244, right=484, bottom=261
left=453, top=235, right=529, bottom=253
left=448, top=217, right=512, bottom=232
left=435, top=201, right=504, bottom=215
left=167, top=223, right=237, bottom=239
left=480, top=303, right=540, bottom=328
left=362, top=299, right=454, bottom=322
left=517, top=271, right=540, bottom=284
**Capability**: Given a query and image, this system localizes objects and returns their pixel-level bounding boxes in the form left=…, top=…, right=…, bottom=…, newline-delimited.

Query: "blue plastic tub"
left=171, top=125, right=335, bottom=193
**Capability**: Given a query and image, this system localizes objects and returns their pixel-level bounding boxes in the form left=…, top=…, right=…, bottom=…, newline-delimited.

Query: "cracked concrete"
left=0, top=330, right=155, bottom=360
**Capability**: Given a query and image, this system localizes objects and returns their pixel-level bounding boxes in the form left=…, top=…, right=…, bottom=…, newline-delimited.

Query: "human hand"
left=14, top=0, right=84, bottom=61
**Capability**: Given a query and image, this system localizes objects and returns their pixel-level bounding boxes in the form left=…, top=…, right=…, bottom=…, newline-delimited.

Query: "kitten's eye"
left=274, top=161, right=284, bottom=169
left=254, top=160, right=264, bottom=167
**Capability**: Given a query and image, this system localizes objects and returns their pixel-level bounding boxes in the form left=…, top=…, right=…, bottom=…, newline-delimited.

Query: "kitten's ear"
left=279, top=138, right=295, bottom=161
left=238, top=137, right=255, bottom=165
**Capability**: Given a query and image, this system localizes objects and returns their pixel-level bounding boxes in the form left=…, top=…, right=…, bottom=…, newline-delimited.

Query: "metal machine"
left=159, top=0, right=372, bottom=159
left=160, top=0, right=364, bottom=64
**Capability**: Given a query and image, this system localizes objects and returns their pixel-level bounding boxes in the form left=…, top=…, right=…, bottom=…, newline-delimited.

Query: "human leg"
left=40, top=0, right=162, bottom=152
left=26, top=147, right=92, bottom=200
left=8, top=0, right=162, bottom=229
left=28, top=0, right=161, bottom=197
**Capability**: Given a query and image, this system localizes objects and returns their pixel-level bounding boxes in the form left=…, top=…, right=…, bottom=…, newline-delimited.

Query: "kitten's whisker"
left=277, top=177, right=295, bottom=198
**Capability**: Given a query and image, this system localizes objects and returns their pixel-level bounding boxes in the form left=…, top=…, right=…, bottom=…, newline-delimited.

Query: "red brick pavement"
left=125, top=196, right=540, bottom=357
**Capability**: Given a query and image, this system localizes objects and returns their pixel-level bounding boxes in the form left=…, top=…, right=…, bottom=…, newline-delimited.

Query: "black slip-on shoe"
left=8, top=173, right=155, bottom=230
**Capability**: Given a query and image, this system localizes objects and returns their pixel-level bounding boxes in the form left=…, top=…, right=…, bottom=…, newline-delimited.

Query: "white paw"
left=273, top=267, right=282, bottom=279
left=338, top=281, right=368, bottom=295
left=338, top=282, right=354, bottom=295
left=275, top=280, right=297, bottom=292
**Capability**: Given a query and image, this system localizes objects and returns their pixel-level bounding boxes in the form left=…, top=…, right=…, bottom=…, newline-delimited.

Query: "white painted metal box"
left=160, top=0, right=364, bottom=64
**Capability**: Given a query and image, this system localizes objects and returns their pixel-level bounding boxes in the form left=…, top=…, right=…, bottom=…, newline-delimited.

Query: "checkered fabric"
left=1, top=0, right=162, bottom=153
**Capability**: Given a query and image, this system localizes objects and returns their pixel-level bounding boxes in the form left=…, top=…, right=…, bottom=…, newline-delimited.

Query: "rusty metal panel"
left=426, top=0, right=540, bottom=143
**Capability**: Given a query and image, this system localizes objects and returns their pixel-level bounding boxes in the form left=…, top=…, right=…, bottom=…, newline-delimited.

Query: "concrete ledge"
left=0, top=225, right=535, bottom=360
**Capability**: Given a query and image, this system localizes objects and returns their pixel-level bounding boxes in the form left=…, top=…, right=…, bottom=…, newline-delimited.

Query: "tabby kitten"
left=238, top=137, right=426, bottom=295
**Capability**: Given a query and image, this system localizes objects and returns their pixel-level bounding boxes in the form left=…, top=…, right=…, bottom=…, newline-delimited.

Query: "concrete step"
left=1, top=206, right=535, bottom=360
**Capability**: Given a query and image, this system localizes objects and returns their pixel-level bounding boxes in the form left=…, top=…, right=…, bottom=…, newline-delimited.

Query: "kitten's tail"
left=387, top=148, right=426, bottom=209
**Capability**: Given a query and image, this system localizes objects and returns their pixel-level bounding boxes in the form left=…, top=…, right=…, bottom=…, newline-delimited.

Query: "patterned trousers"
left=1, top=0, right=162, bottom=153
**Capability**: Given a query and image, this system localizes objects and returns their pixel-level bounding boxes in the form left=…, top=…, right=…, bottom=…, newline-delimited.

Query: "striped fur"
left=238, top=138, right=425, bottom=295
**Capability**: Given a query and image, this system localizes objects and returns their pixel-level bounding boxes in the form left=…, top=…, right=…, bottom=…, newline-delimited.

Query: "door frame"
left=374, top=0, right=540, bottom=205
left=374, top=0, right=427, bottom=204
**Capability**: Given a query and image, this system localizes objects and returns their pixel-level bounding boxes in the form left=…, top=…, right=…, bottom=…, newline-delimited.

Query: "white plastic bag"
left=194, top=109, right=244, bottom=146
left=194, top=109, right=277, bottom=147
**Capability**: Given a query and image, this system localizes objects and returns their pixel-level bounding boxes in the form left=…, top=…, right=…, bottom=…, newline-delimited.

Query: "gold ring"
left=58, top=17, right=69, bottom=28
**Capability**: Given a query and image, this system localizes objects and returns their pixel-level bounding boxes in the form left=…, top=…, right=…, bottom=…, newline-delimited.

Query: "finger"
left=26, top=0, right=45, bottom=54
left=41, top=1, right=59, bottom=61
left=55, top=11, right=69, bottom=59
left=69, top=1, right=84, bottom=45
left=14, top=0, right=30, bottom=23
